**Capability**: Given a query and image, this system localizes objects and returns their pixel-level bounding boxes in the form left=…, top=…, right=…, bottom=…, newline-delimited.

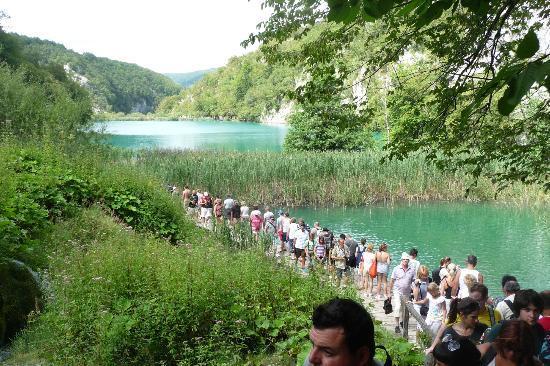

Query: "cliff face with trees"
left=14, top=34, right=181, bottom=113
left=157, top=52, right=297, bottom=121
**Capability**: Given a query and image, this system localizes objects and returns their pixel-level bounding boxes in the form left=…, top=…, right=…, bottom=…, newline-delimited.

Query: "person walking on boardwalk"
left=223, top=194, right=235, bottom=223
left=361, top=243, right=376, bottom=296
left=426, top=297, right=488, bottom=354
left=388, top=252, right=416, bottom=334
left=375, top=243, right=391, bottom=299
left=240, top=201, right=250, bottom=221
left=331, top=238, right=350, bottom=288
left=263, top=206, right=274, bottom=228
left=408, top=248, right=420, bottom=275
left=495, top=280, right=520, bottom=320
left=469, top=283, right=502, bottom=328
left=250, top=205, right=263, bottom=240
left=181, top=185, right=191, bottom=207
left=294, top=222, right=309, bottom=269
left=440, top=263, right=458, bottom=312
left=453, top=254, right=484, bottom=298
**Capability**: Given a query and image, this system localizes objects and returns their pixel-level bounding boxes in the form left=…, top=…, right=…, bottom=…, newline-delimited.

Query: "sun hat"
left=401, top=252, right=411, bottom=260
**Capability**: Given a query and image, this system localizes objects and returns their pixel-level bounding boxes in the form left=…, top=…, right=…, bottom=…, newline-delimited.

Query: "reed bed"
left=122, top=149, right=547, bottom=207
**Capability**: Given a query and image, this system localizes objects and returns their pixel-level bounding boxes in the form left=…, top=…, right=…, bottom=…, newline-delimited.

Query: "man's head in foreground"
left=308, top=298, right=375, bottom=366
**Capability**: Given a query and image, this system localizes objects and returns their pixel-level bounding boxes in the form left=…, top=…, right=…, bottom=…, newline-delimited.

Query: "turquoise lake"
left=93, top=120, right=288, bottom=151
left=96, top=119, right=549, bottom=295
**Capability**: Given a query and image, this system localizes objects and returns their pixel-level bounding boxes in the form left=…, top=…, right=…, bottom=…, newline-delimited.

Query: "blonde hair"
left=367, top=243, right=374, bottom=252
left=464, top=274, right=478, bottom=290
left=428, top=282, right=440, bottom=296
left=417, top=265, right=429, bottom=279
left=446, top=263, right=458, bottom=279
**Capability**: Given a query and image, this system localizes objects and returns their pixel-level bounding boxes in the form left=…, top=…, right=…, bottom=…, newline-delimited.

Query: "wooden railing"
left=399, top=295, right=436, bottom=366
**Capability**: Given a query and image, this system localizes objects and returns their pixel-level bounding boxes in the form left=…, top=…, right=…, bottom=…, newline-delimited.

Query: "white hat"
left=204, top=192, right=209, bottom=197
left=401, top=252, right=411, bottom=260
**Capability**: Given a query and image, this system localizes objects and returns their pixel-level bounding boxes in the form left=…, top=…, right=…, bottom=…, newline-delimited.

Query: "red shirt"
left=538, top=316, right=550, bottom=331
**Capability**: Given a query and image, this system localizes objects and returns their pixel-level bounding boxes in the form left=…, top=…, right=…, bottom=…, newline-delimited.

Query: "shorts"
left=377, top=262, right=389, bottom=274
left=295, top=248, right=305, bottom=258
left=392, top=289, right=403, bottom=316
left=335, top=267, right=350, bottom=279
left=224, top=208, right=232, bottom=218
left=281, top=232, right=288, bottom=243
left=200, top=207, right=212, bottom=219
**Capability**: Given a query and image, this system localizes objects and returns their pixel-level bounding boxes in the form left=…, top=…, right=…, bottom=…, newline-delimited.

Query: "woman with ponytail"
left=426, top=297, right=488, bottom=354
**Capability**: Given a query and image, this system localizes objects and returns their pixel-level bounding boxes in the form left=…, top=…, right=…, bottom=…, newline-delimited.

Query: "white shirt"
left=282, top=217, right=291, bottom=233
left=496, top=294, right=516, bottom=320
left=426, top=294, right=446, bottom=323
left=288, top=222, right=299, bottom=239
left=294, top=229, right=309, bottom=249
left=409, top=258, right=420, bottom=275
left=223, top=198, right=234, bottom=209
left=458, top=268, right=480, bottom=298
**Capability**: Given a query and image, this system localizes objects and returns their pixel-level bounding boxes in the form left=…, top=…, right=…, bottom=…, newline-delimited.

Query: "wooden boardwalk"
left=358, top=290, right=419, bottom=344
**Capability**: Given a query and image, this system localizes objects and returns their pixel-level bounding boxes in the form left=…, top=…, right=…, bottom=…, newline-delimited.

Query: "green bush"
left=12, top=207, right=345, bottom=365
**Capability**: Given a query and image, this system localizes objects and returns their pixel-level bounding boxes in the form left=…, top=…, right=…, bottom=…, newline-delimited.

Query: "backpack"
left=432, top=267, right=442, bottom=285
left=503, top=299, right=516, bottom=319
left=417, top=281, right=429, bottom=316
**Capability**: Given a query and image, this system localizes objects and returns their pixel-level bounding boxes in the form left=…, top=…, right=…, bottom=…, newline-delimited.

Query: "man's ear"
left=354, top=345, right=371, bottom=366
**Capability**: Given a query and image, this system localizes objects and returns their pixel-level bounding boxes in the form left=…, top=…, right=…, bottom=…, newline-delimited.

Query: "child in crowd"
left=415, top=282, right=447, bottom=336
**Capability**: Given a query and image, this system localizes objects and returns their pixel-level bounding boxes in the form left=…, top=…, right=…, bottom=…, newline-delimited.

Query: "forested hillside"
left=157, top=52, right=296, bottom=121
left=164, top=68, right=217, bottom=88
left=0, top=29, right=92, bottom=140
left=14, top=34, right=181, bottom=113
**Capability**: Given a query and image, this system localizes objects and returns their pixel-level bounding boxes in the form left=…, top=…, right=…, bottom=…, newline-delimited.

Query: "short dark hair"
left=470, top=283, right=489, bottom=300
left=501, top=275, right=517, bottom=288
left=409, top=248, right=418, bottom=257
left=466, top=255, right=477, bottom=266
left=541, top=290, right=550, bottom=310
left=503, top=281, right=520, bottom=294
left=312, top=298, right=375, bottom=358
left=513, top=290, right=543, bottom=318
left=339, top=233, right=346, bottom=240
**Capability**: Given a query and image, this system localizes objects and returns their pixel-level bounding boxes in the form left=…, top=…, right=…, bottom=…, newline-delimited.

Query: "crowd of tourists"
left=172, top=185, right=550, bottom=366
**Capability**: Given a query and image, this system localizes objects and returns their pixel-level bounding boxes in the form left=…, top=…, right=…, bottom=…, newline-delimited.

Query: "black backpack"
left=432, top=267, right=442, bottom=285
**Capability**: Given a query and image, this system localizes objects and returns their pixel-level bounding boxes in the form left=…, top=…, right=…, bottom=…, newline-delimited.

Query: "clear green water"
left=93, top=120, right=288, bottom=151
left=290, top=203, right=549, bottom=294
left=96, top=120, right=549, bottom=295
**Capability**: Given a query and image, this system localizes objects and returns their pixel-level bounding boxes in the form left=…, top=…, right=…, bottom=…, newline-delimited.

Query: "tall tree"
left=244, top=0, right=549, bottom=191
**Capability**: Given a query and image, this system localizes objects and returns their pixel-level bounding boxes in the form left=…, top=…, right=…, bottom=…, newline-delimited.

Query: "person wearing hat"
left=388, top=252, right=416, bottom=334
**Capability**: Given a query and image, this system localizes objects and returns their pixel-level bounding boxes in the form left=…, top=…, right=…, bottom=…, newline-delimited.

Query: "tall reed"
left=123, top=150, right=547, bottom=206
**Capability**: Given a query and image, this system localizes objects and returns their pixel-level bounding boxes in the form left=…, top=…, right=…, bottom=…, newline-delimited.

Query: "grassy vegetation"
left=128, top=150, right=548, bottom=206
left=2, top=142, right=424, bottom=365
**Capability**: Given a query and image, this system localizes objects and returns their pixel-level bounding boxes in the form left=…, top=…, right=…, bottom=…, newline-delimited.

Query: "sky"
left=1, top=0, right=269, bottom=73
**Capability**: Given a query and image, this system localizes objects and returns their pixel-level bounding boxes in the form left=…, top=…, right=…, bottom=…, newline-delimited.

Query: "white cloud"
left=1, top=0, right=268, bottom=73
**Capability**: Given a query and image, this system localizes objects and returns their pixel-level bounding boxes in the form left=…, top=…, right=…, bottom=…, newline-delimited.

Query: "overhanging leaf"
left=516, top=29, right=539, bottom=59
left=328, top=0, right=361, bottom=23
